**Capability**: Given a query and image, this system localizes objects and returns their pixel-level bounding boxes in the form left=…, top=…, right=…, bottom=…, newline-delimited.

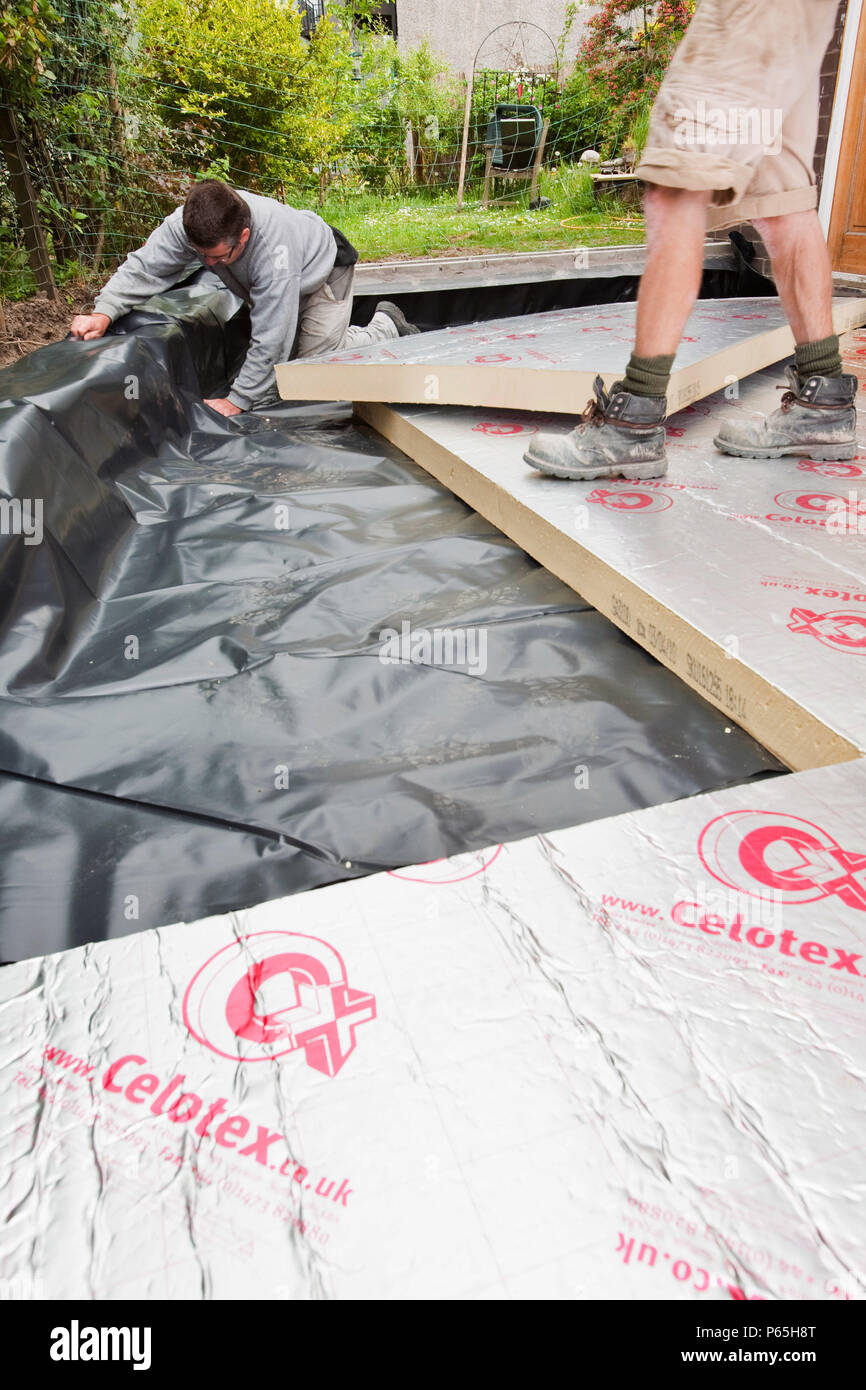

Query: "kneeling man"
left=70, top=180, right=417, bottom=415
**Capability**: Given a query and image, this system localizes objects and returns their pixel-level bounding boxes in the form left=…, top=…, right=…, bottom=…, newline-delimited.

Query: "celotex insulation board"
left=358, top=361, right=866, bottom=773
left=275, top=296, right=866, bottom=415
left=2, top=756, right=865, bottom=1300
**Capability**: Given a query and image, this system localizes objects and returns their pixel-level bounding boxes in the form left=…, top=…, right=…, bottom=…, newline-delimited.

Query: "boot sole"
left=376, top=301, right=420, bottom=336
left=713, top=438, right=857, bottom=461
left=525, top=451, right=668, bottom=481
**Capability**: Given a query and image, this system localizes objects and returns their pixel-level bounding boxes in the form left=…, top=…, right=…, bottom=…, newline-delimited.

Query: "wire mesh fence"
left=0, top=1, right=681, bottom=298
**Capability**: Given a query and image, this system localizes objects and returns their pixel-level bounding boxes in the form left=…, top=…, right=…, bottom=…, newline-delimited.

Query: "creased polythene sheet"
left=2, top=757, right=865, bottom=1301
left=0, top=284, right=781, bottom=961
left=276, top=296, right=866, bottom=413
left=359, top=362, right=866, bottom=770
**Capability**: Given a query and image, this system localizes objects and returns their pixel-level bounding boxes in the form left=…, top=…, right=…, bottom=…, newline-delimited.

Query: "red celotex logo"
left=472, top=420, right=536, bottom=436
left=388, top=845, right=502, bottom=884
left=698, top=810, right=866, bottom=911
left=183, top=932, right=376, bottom=1076
left=773, top=487, right=848, bottom=515
left=797, top=460, right=864, bottom=479
left=787, top=608, right=866, bottom=653
left=587, top=488, right=673, bottom=513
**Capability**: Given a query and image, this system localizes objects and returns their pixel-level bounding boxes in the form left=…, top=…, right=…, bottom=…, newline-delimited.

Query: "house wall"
left=393, top=0, right=598, bottom=74
left=815, top=0, right=850, bottom=192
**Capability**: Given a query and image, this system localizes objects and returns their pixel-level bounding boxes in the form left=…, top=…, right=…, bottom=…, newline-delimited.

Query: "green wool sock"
left=622, top=352, right=675, bottom=399
left=795, top=335, right=842, bottom=383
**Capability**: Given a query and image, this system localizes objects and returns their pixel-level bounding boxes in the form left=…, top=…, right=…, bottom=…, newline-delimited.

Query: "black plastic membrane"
left=0, top=284, right=781, bottom=961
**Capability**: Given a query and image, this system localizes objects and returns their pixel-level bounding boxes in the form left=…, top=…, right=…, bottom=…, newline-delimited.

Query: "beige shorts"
left=634, top=0, right=841, bottom=229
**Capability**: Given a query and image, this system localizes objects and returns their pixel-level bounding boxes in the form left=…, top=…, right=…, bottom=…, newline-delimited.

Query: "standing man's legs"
left=753, top=209, right=834, bottom=358
left=634, top=187, right=710, bottom=354
left=524, top=0, right=850, bottom=479
left=712, top=208, right=856, bottom=458
left=520, top=187, right=695, bottom=481
left=624, top=185, right=711, bottom=394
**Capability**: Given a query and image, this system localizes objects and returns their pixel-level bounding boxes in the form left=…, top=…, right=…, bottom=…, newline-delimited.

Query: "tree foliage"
left=136, top=0, right=374, bottom=193
left=0, top=0, right=687, bottom=295
left=0, top=0, right=58, bottom=84
left=1, top=0, right=165, bottom=276
left=579, top=0, right=694, bottom=118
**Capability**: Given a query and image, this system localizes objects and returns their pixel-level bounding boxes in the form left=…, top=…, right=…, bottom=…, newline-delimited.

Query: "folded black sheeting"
left=350, top=231, right=777, bottom=333
left=0, top=283, right=782, bottom=962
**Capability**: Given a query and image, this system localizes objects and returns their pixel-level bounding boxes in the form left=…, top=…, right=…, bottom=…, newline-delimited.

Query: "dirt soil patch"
left=0, top=282, right=101, bottom=370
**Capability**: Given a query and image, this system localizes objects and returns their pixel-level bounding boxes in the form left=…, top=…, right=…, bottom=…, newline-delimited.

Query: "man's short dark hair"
left=182, top=181, right=251, bottom=249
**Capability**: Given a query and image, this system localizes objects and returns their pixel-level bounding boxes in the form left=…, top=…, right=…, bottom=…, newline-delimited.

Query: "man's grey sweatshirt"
left=94, top=191, right=337, bottom=409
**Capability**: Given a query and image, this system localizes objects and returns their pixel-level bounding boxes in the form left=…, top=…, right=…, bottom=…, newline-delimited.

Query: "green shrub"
left=551, top=161, right=596, bottom=216
left=545, top=66, right=608, bottom=165
left=579, top=0, right=694, bottom=156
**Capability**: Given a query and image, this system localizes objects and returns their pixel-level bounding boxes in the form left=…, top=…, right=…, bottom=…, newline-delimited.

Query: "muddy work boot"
left=714, top=367, right=858, bottom=460
left=375, top=300, right=420, bottom=336
left=524, top=376, right=668, bottom=480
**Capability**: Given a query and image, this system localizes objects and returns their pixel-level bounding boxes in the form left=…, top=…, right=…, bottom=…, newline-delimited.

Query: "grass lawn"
left=1, top=169, right=646, bottom=315
left=305, top=169, right=645, bottom=261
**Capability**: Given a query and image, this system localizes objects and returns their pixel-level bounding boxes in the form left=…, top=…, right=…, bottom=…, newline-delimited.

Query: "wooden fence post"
left=405, top=119, right=416, bottom=184
left=0, top=99, right=58, bottom=301
left=456, top=74, right=473, bottom=211
left=456, top=0, right=483, bottom=211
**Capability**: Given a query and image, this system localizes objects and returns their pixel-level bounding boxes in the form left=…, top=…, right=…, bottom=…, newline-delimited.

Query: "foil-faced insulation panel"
left=358, top=363, right=866, bottom=769
left=276, top=296, right=866, bottom=414
left=2, top=758, right=865, bottom=1300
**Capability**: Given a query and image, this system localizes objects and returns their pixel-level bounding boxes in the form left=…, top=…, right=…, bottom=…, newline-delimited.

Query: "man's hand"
left=204, top=398, right=243, bottom=417
left=69, top=313, right=111, bottom=341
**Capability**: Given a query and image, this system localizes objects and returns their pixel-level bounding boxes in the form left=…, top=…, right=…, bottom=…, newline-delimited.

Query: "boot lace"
left=580, top=395, right=606, bottom=427
left=577, top=375, right=611, bottom=431
left=777, top=365, right=804, bottom=413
